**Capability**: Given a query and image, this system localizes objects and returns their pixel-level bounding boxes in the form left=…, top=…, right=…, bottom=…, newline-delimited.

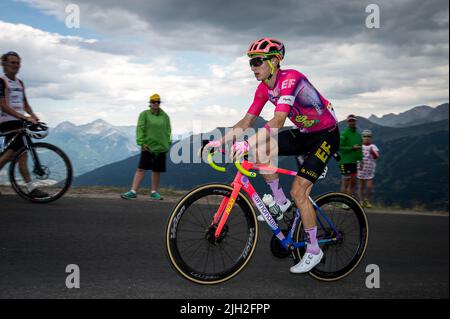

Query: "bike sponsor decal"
left=241, top=227, right=255, bottom=259
left=225, top=197, right=236, bottom=215
left=289, top=209, right=301, bottom=239
left=190, top=272, right=220, bottom=280
left=252, top=193, right=278, bottom=230
left=170, top=205, right=185, bottom=239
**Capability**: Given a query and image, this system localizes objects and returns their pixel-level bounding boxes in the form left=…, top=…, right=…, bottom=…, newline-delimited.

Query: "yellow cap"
left=149, top=93, right=161, bottom=102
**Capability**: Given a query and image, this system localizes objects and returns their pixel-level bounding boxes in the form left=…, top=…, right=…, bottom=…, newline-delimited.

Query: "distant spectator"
left=121, top=93, right=171, bottom=200
left=357, top=129, right=380, bottom=208
left=0, top=51, right=48, bottom=198
left=339, top=114, right=363, bottom=205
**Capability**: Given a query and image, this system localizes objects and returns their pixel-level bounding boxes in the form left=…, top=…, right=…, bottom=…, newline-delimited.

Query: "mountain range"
left=40, top=103, right=448, bottom=177
left=368, top=103, right=448, bottom=127
left=72, top=103, right=449, bottom=211
left=45, top=119, right=140, bottom=175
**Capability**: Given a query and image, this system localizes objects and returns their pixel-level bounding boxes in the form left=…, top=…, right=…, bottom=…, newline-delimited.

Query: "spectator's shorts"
left=339, top=163, right=357, bottom=177
left=138, top=151, right=166, bottom=172
left=0, top=120, right=25, bottom=152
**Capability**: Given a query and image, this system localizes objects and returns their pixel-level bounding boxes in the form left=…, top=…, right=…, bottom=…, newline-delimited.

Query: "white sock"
left=130, top=190, right=136, bottom=194
left=27, top=182, right=36, bottom=192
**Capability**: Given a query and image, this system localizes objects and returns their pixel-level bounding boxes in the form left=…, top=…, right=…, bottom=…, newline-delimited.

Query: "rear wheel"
left=293, top=192, right=369, bottom=281
left=166, top=183, right=258, bottom=285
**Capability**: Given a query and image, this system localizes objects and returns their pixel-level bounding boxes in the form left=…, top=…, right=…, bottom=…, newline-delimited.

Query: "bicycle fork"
left=23, top=136, right=45, bottom=176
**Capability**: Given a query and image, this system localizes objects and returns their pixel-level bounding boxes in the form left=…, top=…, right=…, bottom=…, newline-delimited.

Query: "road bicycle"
left=166, top=150, right=369, bottom=285
left=0, top=121, right=73, bottom=203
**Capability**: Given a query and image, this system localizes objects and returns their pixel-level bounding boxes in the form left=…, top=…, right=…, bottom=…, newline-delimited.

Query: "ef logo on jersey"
left=281, top=79, right=296, bottom=90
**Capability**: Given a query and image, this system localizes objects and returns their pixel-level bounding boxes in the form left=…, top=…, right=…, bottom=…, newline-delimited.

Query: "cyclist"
left=205, top=38, right=340, bottom=273
left=0, top=51, right=48, bottom=198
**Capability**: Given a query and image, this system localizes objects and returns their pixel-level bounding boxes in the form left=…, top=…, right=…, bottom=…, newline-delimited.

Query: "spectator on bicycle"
left=357, top=129, right=380, bottom=208
left=204, top=38, right=340, bottom=273
left=338, top=114, right=363, bottom=204
left=0, top=51, right=48, bottom=198
left=121, top=93, right=172, bottom=201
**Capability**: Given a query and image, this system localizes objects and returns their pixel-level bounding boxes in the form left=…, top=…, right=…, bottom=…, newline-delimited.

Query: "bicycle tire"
left=293, top=192, right=369, bottom=281
left=166, top=183, right=258, bottom=285
left=9, top=142, right=73, bottom=203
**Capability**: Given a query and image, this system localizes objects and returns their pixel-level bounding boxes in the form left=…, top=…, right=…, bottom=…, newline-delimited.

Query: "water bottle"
left=262, top=194, right=283, bottom=221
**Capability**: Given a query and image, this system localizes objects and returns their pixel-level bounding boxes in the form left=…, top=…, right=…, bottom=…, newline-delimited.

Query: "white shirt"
left=357, top=144, right=380, bottom=179
left=0, top=74, right=26, bottom=123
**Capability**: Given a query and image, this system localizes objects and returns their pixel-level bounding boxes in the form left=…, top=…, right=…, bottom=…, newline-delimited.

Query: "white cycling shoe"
left=290, top=249, right=324, bottom=274
left=257, top=201, right=292, bottom=222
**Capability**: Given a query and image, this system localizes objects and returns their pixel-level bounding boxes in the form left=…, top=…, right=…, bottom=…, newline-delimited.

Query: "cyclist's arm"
left=23, top=93, right=38, bottom=121
left=0, top=79, right=27, bottom=121
left=219, top=113, right=257, bottom=145
left=246, top=111, right=288, bottom=156
left=219, top=84, right=268, bottom=146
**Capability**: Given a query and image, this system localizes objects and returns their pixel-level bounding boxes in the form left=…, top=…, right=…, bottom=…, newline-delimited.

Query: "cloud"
left=19, top=0, right=448, bottom=52
left=0, top=20, right=257, bottom=133
left=2, top=0, right=449, bottom=130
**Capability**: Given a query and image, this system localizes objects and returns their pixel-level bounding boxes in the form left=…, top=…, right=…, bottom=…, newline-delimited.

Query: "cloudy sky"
left=0, top=0, right=448, bottom=134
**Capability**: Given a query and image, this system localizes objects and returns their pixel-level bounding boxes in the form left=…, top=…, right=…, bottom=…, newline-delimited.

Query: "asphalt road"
left=0, top=195, right=448, bottom=299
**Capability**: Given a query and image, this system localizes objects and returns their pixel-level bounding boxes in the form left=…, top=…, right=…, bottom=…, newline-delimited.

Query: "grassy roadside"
left=1, top=185, right=448, bottom=215
left=67, top=186, right=188, bottom=200
left=67, top=187, right=448, bottom=214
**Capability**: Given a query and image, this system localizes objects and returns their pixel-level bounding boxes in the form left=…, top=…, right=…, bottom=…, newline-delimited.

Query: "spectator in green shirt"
left=339, top=114, right=363, bottom=203
left=121, top=93, right=172, bottom=200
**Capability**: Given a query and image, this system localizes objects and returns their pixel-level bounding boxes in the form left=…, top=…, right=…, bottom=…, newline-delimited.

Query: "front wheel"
left=166, top=183, right=258, bottom=285
left=9, top=142, right=73, bottom=203
left=293, top=192, right=369, bottom=281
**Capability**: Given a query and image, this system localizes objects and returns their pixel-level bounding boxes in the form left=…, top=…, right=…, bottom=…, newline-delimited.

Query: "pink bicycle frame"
left=212, top=161, right=297, bottom=240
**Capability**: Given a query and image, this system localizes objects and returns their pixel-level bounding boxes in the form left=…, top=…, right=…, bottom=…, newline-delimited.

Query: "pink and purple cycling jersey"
left=247, top=69, right=337, bottom=133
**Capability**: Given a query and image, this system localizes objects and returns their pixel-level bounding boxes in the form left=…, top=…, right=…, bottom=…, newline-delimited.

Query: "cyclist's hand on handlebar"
left=206, top=140, right=222, bottom=149
left=231, top=141, right=249, bottom=161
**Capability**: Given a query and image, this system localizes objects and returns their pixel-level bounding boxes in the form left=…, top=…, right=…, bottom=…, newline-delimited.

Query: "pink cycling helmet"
left=247, top=38, right=285, bottom=61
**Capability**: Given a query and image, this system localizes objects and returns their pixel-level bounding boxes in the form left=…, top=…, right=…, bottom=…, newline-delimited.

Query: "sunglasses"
left=363, top=135, right=372, bottom=138
left=150, top=101, right=161, bottom=104
left=249, top=56, right=272, bottom=67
